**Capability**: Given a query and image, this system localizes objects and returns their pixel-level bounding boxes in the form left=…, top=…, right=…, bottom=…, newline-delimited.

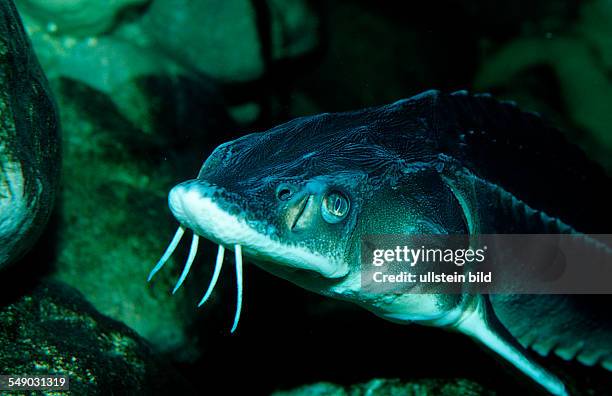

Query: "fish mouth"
left=148, top=180, right=348, bottom=333
left=167, top=180, right=349, bottom=279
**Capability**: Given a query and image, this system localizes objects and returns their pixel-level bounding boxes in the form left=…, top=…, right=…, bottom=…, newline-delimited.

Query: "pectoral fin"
left=454, top=296, right=568, bottom=396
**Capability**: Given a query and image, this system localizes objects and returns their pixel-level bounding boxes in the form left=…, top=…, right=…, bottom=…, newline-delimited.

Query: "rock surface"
left=49, top=76, right=236, bottom=357
left=16, top=0, right=319, bottom=92
left=272, top=378, right=493, bottom=396
left=0, top=0, right=60, bottom=270
left=16, top=0, right=148, bottom=37
left=0, top=280, right=192, bottom=394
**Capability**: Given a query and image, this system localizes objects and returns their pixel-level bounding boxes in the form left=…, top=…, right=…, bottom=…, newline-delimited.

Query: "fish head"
left=167, top=102, right=467, bottom=321
left=168, top=114, right=368, bottom=286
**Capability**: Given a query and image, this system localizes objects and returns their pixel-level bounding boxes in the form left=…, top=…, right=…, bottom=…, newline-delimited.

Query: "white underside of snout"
left=169, top=186, right=348, bottom=278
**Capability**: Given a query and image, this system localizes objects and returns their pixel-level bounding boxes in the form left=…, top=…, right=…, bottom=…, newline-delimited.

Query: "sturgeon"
left=149, top=90, right=612, bottom=395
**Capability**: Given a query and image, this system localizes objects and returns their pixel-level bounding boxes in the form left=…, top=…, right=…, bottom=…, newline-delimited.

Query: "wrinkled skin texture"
left=0, top=0, right=60, bottom=269
left=163, top=90, right=612, bottom=395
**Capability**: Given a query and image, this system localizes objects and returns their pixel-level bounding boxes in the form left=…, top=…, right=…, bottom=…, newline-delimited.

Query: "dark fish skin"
left=201, top=90, right=611, bottom=234
left=0, top=0, right=60, bottom=269
left=182, top=90, right=612, bottom=395
left=419, top=91, right=612, bottom=374
left=433, top=91, right=611, bottom=234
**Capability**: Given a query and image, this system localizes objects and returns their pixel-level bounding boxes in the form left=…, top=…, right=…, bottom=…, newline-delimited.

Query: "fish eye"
left=321, top=191, right=350, bottom=223
left=276, top=184, right=295, bottom=201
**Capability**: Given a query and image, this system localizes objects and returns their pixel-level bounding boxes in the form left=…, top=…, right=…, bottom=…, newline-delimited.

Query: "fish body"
left=151, top=90, right=612, bottom=395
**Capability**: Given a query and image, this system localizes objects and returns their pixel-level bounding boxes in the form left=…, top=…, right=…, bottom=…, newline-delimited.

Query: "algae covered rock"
left=142, top=0, right=319, bottom=82
left=15, top=0, right=320, bottom=128
left=141, top=0, right=265, bottom=82
left=16, top=0, right=149, bottom=37
left=272, top=378, right=493, bottom=396
left=49, top=76, right=235, bottom=357
left=0, top=280, right=192, bottom=394
left=13, top=0, right=250, bottom=358
left=0, top=0, right=60, bottom=270
left=16, top=0, right=319, bottom=94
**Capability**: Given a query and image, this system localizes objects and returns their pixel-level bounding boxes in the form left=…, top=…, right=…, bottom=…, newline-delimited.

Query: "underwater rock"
left=16, top=0, right=319, bottom=98
left=15, top=3, right=181, bottom=129
left=272, top=378, right=492, bottom=396
left=140, top=0, right=319, bottom=83
left=0, top=280, right=193, bottom=394
left=475, top=0, right=612, bottom=172
left=49, top=76, right=235, bottom=358
left=0, top=0, right=60, bottom=270
left=15, top=0, right=319, bottom=127
left=141, top=0, right=263, bottom=82
left=16, top=0, right=148, bottom=37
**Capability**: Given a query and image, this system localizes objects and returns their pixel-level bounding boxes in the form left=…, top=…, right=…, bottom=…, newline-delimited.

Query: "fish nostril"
left=278, top=188, right=292, bottom=201
left=276, top=184, right=295, bottom=201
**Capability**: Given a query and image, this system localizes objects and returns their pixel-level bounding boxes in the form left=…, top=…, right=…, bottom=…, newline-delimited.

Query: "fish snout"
left=168, top=181, right=198, bottom=231
left=168, top=179, right=223, bottom=233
